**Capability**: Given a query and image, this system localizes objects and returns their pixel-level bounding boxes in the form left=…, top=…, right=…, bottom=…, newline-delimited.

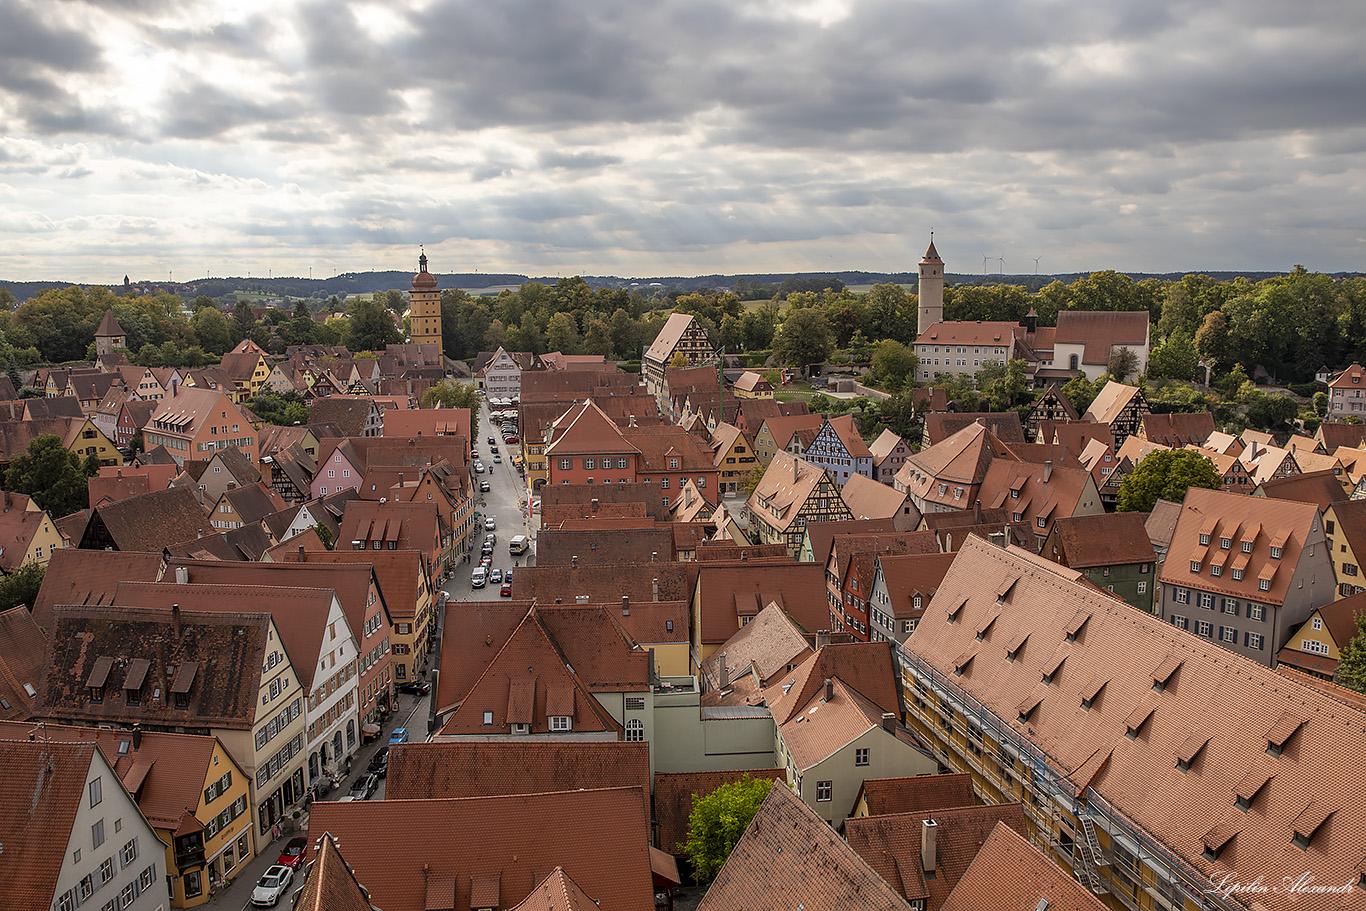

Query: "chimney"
left=1042, top=460, right=1052, bottom=483
left=816, top=630, right=830, bottom=649
left=921, top=818, right=938, bottom=874
left=651, top=552, right=658, bottom=563
left=719, top=652, right=729, bottom=688
left=652, top=578, right=659, bottom=601
left=117, top=468, right=123, bottom=479
left=572, top=555, right=578, bottom=568
left=973, top=499, right=982, bottom=524
left=823, top=677, right=833, bottom=702
left=298, top=545, right=306, bottom=562
left=171, top=604, right=181, bottom=638
left=881, top=712, right=897, bottom=733
left=793, top=456, right=799, bottom=484
left=174, top=566, right=189, bottom=584
left=132, top=724, right=143, bottom=750
left=1249, top=440, right=1258, bottom=459
left=622, top=595, right=630, bottom=616
left=591, top=498, right=599, bottom=515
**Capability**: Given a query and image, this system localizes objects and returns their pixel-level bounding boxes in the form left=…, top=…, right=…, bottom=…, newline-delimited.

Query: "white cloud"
left=0, top=0, right=1363, bottom=282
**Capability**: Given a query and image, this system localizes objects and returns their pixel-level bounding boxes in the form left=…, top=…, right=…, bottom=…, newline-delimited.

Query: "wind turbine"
left=1032, top=256, right=1042, bottom=274
left=981, top=253, right=991, bottom=275
left=997, top=255, right=1006, bottom=275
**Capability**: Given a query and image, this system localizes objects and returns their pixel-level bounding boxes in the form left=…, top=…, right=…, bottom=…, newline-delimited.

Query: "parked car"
left=367, top=746, right=390, bottom=774
left=503, top=435, right=519, bottom=444
left=480, top=480, right=491, bottom=492
left=389, top=728, right=410, bottom=744
left=479, top=554, right=492, bottom=567
left=276, top=837, right=308, bottom=871
left=500, top=580, right=513, bottom=597
left=481, top=541, right=494, bottom=556
left=397, top=679, right=430, bottom=696
left=474, top=461, right=485, bottom=473
left=348, top=773, right=379, bottom=801
left=489, top=568, right=503, bottom=584
left=251, top=866, right=294, bottom=907
left=471, top=566, right=487, bottom=587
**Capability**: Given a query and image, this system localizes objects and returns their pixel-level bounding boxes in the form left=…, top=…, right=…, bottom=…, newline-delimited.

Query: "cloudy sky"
left=2, top=0, right=1364, bottom=284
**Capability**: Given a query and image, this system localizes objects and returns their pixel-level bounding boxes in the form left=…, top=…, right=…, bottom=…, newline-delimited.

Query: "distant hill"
left=2, top=268, right=1354, bottom=303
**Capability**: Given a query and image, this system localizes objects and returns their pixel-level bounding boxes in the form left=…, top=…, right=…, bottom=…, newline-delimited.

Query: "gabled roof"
left=1141, top=412, right=1216, bottom=447
left=0, top=607, right=47, bottom=719
left=0, top=720, right=222, bottom=829
left=1082, top=382, right=1144, bottom=425
left=899, top=421, right=1016, bottom=492
left=545, top=399, right=636, bottom=457
left=1159, top=487, right=1319, bottom=606
left=764, top=642, right=899, bottom=726
left=978, top=459, right=1097, bottom=532
left=31, top=549, right=163, bottom=632
left=1328, top=362, right=1366, bottom=389
left=695, top=562, right=829, bottom=646
left=0, top=738, right=99, bottom=909
left=386, top=741, right=649, bottom=819
left=853, top=771, right=974, bottom=818
left=1053, top=310, right=1149, bottom=365
left=915, top=320, right=1024, bottom=348
left=42, top=604, right=271, bottom=729
left=868, top=428, right=907, bottom=464
left=308, top=787, right=656, bottom=911
left=79, top=486, right=214, bottom=552
left=873, top=553, right=958, bottom=621
left=939, top=822, right=1109, bottom=911
left=112, top=581, right=338, bottom=691
left=1317, top=422, right=1366, bottom=452
left=803, top=518, right=894, bottom=568
left=924, top=412, right=1024, bottom=446
left=309, top=398, right=380, bottom=437
left=846, top=802, right=1029, bottom=910
left=821, top=413, right=873, bottom=459
left=1045, top=512, right=1156, bottom=568
left=291, top=833, right=382, bottom=911
left=1144, top=498, right=1182, bottom=551
left=700, top=603, right=813, bottom=691
left=839, top=472, right=909, bottom=521
left=747, top=452, right=840, bottom=534
left=777, top=676, right=909, bottom=773
left=696, top=782, right=911, bottom=911
left=757, top=413, right=825, bottom=449
left=645, top=312, right=705, bottom=363
left=282, top=549, right=427, bottom=621
left=908, top=535, right=1366, bottom=911
left=1259, top=468, right=1349, bottom=511
left=513, top=561, right=695, bottom=606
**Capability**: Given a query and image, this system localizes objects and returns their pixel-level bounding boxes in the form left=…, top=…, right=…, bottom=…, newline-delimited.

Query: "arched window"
left=625, top=719, right=645, bottom=742
left=1069, top=354, right=1079, bottom=371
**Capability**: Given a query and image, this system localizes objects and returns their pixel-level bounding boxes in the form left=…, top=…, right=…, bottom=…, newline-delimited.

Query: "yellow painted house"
left=1275, top=594, right=1366, bottom=681
left=0, top=723, right=257, bottom=908
left=62, top=416, right=123, bottom=466
left=0, top=492, right=65, bottom=569
left=1324, top=500, right=1366, bottom=599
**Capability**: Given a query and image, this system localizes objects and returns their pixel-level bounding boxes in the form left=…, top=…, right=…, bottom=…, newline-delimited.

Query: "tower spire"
left=418, top=244, right=428, bottom=273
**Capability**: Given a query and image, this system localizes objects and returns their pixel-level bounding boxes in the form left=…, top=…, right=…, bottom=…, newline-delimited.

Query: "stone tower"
left=94, top=310, right=126, bottom=356
left=409, top=248, right=443, bottom=358
left=918, top=238, right=944, bottom=337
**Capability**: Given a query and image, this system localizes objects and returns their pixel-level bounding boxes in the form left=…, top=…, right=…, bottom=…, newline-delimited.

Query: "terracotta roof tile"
left=764, top=642, right=899, bottom=726
left=939, top=821, right=1108, bottom=911
left=0, top=608, right=46, bottom=720
left=387, top=741, right=649, bottom=821
left=701, top=603, right=813, bottom=691
left=853, top=772, right=974, bottom=818
left=841, top=471, right=909, bottom=521
left=696, top=782, right=911, bottom=911
left=292, top=832, right=383, bottom=911
left=79, top=486, right=214, bottom=552
left=510, top=866, right=605, bottom=911
left=695, top=562, right=829, bottom=646
left=514, top=562, right=695, bottom=605
left=307, top=787, right=656, bottom=911
left=846, top=802, right=1028, bottom=910
left=907, top=535, right=1366, bottom=911
left=1045, top=512, right=1156, bottom=568
left=0, top=738, right=100, bottom=908
left=1054, top=311, right=1149, bottom=366
left=924, top=412, right=1024, bottom=446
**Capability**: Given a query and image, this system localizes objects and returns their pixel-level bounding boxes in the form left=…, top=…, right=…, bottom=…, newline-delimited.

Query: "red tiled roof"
left=0, top=738, right=99, bottom=909
left=307, top=787, right=656, bottom=911
left=701, top=603, right=813, bottom=691
left=853, top=771, right=974, bottom=818
left=511, top=867, right=605, bottom=911
left=846, top=802, right=1028, bottom=910
left=31, top=549, right=163, bottom=632
left=764, top=642, right=900, bottom=726
left=696, top=782, right=911, bottom=911
left=291, top=833, right=382, bottom=911
left=0, top=607, right=47, bottom=719
left=1045, top=512, right=1156, bottom=568
left=695, top=562, right=829, bottom=646
left=939, top=821, right=1109, bottom=911
left=1054, top=310, right=1148, bottom=366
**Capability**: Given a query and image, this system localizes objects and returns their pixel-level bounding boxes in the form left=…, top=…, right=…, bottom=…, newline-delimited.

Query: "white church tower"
left=918, top=236, right=944, bottom=336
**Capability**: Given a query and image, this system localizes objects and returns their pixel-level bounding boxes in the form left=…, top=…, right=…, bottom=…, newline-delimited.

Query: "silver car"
left=251, top=865, right=293, bottom=907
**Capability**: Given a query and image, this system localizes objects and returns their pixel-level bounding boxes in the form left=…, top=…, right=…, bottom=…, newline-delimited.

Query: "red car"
left=500, top=580, right=513, bottom=596
left=277, top=836, right=308, bottom=871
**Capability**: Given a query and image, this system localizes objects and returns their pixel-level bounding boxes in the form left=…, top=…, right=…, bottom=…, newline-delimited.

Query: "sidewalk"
left=202, top=689, right=430, bottom=907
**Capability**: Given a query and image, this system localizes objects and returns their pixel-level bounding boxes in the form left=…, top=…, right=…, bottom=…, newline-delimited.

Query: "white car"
left=485, top=517, right=496, bottom=530
left=251, top=865, right=294, bottom=907
left=471, top=567, right=487, bottom=587
left=474, top=461, right=485, bottom=473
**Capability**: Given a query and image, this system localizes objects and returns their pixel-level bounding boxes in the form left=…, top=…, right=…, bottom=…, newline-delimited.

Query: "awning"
left=361, top=723, right=381, bottom=736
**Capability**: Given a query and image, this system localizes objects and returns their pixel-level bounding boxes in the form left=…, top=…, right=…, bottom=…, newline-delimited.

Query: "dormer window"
left=1190, top=561, right=1202, bottom=573
left=1270, top=546, right=1283, bottom=560
left=1199, top=533, right=1210, bottom=545
left=549, top=715, right=572, bottom=732
left=1220, top=538, right=1231, bottom=550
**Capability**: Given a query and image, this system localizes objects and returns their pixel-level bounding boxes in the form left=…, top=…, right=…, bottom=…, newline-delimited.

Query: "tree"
left=4, top=434, right=98, bottom=518
left=1336, top=613, right=1366, bottom=694
left=1108, top=346, right=1139, bottom=382
left=312, top=523, right=334, bottom=550
left=1062, top=374, right=1106, bottom=414
left=545, top=312, right=580, bottom=353
left=980, top=359, right=1029, bottom=412
left=1314, top=391, right=1329, bottom=417
left=346, top=295, right=402, bottom=352
left=192, top=306, right=233, bottom=355
left=232, top=300, right=255, bottom=341
left=741, top=464, right=766, bottom=498
left=0, top=561, right=45, bottom=612
left=420, top=380, right=482, bottom=424
left=773, top=308, right=834, bottom=370
left=878, top=388, right=923, bottom=442
left=1116, top=449, right=1223, bottom=513
left=870, top=340, right=916, bottom=391
left=1194, top=311, right=1229, bottom=367
left=1148, top=328, right=1199, bottom=382
left=669, top=351, right=689, bottom=369
left=684, top=775, right=774, bottom=883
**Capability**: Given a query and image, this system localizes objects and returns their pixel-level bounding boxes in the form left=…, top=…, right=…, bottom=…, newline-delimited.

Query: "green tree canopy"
left=1116, top=448, right=1223, bottom=513
left=420, top=380, right=482, bottom=424
left=773, top=308, right=834, bottom=369
left=4, top=434, right=98, bottom=518
left=0, top=561, right=45, bottom=612
left=870, top=340, right=916, bottom=391
left=684, top=775, right=775, bottom=883
left=1108, top=346, right=1139, bottom=382
left=346, top=296, right=403, bottom=353
left=1336, top=612, right=1366, bottom=694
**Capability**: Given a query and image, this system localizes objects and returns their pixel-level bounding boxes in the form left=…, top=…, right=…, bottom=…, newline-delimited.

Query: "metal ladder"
left=1081, top=817, right=1109, bottom=867
left=1073, top=816, right=1109, bottom=895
